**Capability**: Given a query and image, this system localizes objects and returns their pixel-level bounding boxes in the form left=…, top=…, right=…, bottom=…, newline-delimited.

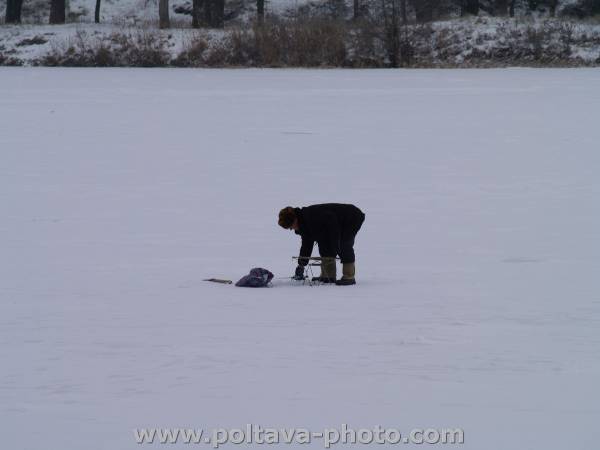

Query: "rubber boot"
left=315, top=258, right=336, bottom=283
left=336, top=262, right=356, bottom=286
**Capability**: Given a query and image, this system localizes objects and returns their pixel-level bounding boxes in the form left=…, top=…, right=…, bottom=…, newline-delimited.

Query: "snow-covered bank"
left=2, top=67, right=600, bottom=449
left=2, top=17, right=600, bottom=67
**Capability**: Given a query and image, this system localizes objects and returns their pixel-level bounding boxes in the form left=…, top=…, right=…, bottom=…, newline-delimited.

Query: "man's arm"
left=298, top=236, right=314, bottom=266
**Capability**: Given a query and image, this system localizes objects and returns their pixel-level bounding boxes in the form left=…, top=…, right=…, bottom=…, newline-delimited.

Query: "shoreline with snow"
left=2, top=16, right=600, bottom=67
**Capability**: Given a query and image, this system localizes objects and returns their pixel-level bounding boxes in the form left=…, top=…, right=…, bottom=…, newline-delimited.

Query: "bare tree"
left=381, top=0, right=401, bottom=66
left=49, top=0, right=66, bottom=24
left=5, top=0, right=24, bottom=23
left=462, top=0, right=480, bottom=15
left=95, top=0, right=101, bottom=23
left=159, top=0, right=170, bottom=29
left=389, top=0, right=400, bottom=67
left=494, top=0, right=509, bottom=15
left=411, top=0, right=447, bottom=23
left=413, top=0, right=433, bottom=22
left=509, top=0, right=516, bottom=16
left=204, top=0, right=224, bottom=28
left=192, top=0, right=203, bottom=27
left=400, top=0, right=408, bottom=24
left=204, top=0, right=211, bottom=26
left=257, top=0, right=265, bottom=23
left=216, top=0, right=225, bottom=27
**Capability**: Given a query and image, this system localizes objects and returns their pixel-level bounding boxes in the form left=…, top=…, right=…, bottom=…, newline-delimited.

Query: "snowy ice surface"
left=1, top=67, right=600, bottom=449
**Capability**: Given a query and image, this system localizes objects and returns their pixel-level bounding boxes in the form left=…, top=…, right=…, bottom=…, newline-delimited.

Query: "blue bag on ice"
left=235, top=268, right=274, bottom=287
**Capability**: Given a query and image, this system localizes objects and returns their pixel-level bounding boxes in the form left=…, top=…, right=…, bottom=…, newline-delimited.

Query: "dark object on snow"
left=293, top=265, right=305, bottom=280
left=16, top=36, right=48, bottom=47
left=204, top=278, right=233, bottom=284
left=235, top=268, right=274, bottom=288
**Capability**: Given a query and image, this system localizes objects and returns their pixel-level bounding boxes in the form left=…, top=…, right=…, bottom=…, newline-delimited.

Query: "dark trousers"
left=319, top=213, right=365, bottom=264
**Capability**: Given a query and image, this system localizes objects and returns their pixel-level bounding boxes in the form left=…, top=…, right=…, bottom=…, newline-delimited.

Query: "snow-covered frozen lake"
left=1, top=67, right=599, bottom=449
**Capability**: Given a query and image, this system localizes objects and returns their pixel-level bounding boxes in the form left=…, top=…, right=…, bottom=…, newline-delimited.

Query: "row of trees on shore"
left=3, top=0, right=600, bottom=26
left=3, top=0, right=226, bottom=26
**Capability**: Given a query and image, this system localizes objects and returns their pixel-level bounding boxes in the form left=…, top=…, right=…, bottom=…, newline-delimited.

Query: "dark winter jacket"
left=294, top=203, right=365, bottom=265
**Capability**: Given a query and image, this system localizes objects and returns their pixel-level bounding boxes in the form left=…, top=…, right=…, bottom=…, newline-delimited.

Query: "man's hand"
left=293, top=265, right=305, bottom=280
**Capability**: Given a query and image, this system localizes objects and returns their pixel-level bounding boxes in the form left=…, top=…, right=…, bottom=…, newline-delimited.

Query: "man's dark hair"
left=278, top=207, right=296, bottom=229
